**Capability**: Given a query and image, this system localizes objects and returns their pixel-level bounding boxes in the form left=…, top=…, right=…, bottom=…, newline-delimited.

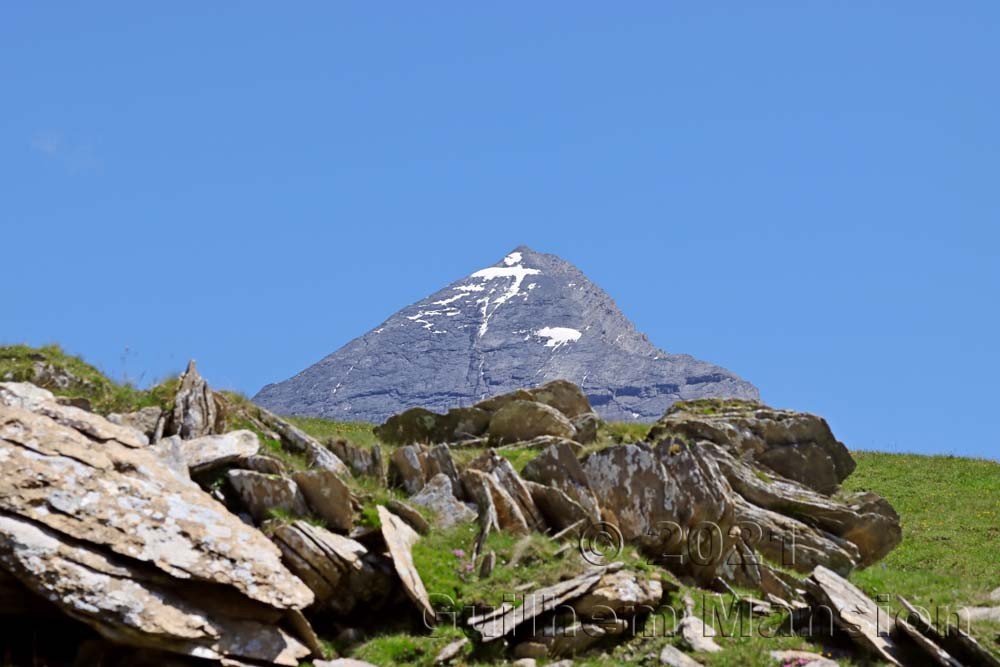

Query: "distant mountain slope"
left=254, top=247, right=759, bottom=422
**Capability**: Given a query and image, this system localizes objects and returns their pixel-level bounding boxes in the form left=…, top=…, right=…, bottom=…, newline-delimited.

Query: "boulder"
left=328, top=438, right=384, bottom=481
left=474, top=388, right=535, bottom=414
left=525, top=481, right=591, bottom=533
left=488, top=400, right=577, bottom=444
left=388, top=445, right=429, bottom=495
left=410, top=474, right=478, bottom=528
left=570, top=411, right=600, bottom=444
left=572, top=569, right=663, bottom=618
left=660, top=645, right=704, bottom=666
left=107, top=406, right=162, bottom=439
left=293, top=469, right=355, bottom=532
left=235, top=454, right=287, bottom=475
left=649, top=399, right=855, bottom=495
left=387, top=500, right=430, bottom=535
left=581, top=441, right=737, bottom=583
left=180, top=430, right=260, bottom=472
left=803, top=566, right=904, bottom=665
left=377, top=506, right=435, bottom=620
left=701, top=443, right=901, bottom=567
left=730, top=494, right=861, bottom=575
left=227, top=470, right=310, bottom=523
left=469, top=564, right=613, bottom=641
left=433, top=637, right=469, bottom=664
left=252, top=405, right=349, bottom=476
left=270, top=521, right=390, bottom=614
left=522, top=441, right=602, bottom=524
left=0, top=386, right=315, bottom=664
left=461, top=468, right=530, bottom=535
left=166, top=360, right=222, bottom=439
left=375, top=407, right=443, bottom=445
left=526, top=379, right=593, bottom=419
left=466, top=451, right=546, bottom=531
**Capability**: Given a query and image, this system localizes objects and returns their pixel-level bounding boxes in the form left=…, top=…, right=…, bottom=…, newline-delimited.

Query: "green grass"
left=289, top=416, right=382, bottom=448
left=0, top=343, right=179, bottom=414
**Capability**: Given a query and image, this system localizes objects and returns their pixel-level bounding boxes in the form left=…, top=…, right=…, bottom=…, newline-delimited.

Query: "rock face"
left=0, top=382, right=314, bottom=664
left=254, top=246, right=758, bottom=422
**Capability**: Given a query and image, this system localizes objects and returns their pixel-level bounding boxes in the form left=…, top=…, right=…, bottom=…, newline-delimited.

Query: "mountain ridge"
left=254, top=246, right=759, bottom=422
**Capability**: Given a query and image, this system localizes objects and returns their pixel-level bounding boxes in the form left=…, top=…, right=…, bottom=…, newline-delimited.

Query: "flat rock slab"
left=804, top=566, right=903, bottom=665
left=410, top=473, right=478, bottom=528
left=378, top=505, right=435, bottom=620
left=228, top=469, right=310, bottom=523
left=181, top=430, right=259, bottom=472
left=469, top=564, right=615, bottom=641
left=293, top=469, right=354, bottom=531
left=659, top=645, right=704, bottom=666
left=768, top=650, right=838, bottom=667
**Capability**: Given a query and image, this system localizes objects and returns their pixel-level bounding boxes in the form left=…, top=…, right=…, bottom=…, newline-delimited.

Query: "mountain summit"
left=254, top=247, right=758, bottom=422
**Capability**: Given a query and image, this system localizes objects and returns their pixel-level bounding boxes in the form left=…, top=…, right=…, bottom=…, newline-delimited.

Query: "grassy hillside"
left=3, top=345, right=996, bottom=665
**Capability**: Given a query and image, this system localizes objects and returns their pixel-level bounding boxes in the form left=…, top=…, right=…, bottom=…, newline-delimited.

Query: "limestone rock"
left=410, top=474, right=478, bottom=528
left=180, top=430, right=260, bottom=472
left=461, top=468, right=530, bottom=535
left=227, top=470, right=310, bottom=523
left=702, top=443, right=901, bottom=567
left=570, top=411, right=600, bottom=444
left=659, top=645, right=704, bottom=667
left=526, top=379, right=594, bottom=419
left=581, top=441, right=736, bottom=583
left=107, top=406, right=162, bottom=439
left=522, top=441, right=602, bottom=524
left=167, top=360, right=222, bottom=439
left=387, top=500, right=430, bottom=535
left=676, top=613, right=722, bottom=653
left=433, top=637, right=468, bottom=664
left=466, top=451, right=546, bottom=531
left=650, top=399, right=855, bottom=494
left=572, top=569, right=663, bottom=618
left=488, top=400, right=576, bottom=444
left=469, top=564, right=613, bottom=641
left=328, top=438, right=384, bottom=481
left=252, top=405, right=349, bottom=476
left=525, top=480, right=591, bottom=532
left=388, top=445, right=429, bottom=495
left=293, top=469, right=355, bottom=532
left=803, top=566, right=903, bottom=665
left=270, top=521, right=389, bottom=614
left=235, top=454, right=287, bottom=475
left=377, top=506, right=435, bottom=620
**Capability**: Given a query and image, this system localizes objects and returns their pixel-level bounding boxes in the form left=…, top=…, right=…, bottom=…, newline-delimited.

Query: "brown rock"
left=803, top=566, right=903, bottom=665
left=328, top=438, right=384, bottom=481
left=227, top=470, right=310, bottom=523
left=572, top=569, right=663, bottom=618
left=522, top=441, right=602, bottom=524
left=488, top=400, right=577, bottom=444
left=235, top=454, right=287, bottom=475
left=377, top=506, right=435, bottom=620
left=474, top=388, right=535, bottom=413
left=526, top=379, right=594, bottom=419
left=650, top=399, right=855, bottom=494
left=252, top=406, right=349, bottom=476
left=388, top=445, right=429, bottom=495
left=410, top=474, right=478, bottom=528
left=570, top=411, right=600, bottom=444
left=387, top=500, right=430, bottom=535
left=293, top=469, right=355, bottom=532
left=461, top=468, right=530, bottom=535
left=167, top=360, right=222, bottom=439
left=525, top=481, right=591, bottom=532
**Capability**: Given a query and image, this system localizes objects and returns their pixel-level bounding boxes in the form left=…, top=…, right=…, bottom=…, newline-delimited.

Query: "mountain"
left=254, top=246, right=759, bottom=422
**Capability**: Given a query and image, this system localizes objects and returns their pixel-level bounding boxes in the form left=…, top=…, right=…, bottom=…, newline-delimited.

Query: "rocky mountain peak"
left=254, top=247, right=759, bottom=422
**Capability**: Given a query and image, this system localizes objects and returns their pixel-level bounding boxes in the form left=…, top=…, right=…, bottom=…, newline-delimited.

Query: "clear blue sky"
left=3, top=4, right=997, bottom=459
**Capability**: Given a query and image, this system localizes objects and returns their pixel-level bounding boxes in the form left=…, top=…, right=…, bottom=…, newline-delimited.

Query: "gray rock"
left=433, top=637, right=468, bottom=664
left=660, top=645, right=704, bottom=666
left=410, top=474, right=478, bottom=528
left=521, top=441, right=602, bottom=524
left=166, top=360, right=221, bottom=439
left=254, top=247, right=758, bottom=423
left=227, top=470, right=310, bottom=523
left=387, top=499, right=430, bottom=535
left=571, top=569, right=663, bottom=618
left=768, top=650, right=837, bottom=667
left=180, top=429, right=260, bottom=472
left=293, top=469, right=354, bottom=532
left=235, top=454, right=287, bottom=475
left=378, top=506, right=434, bottom=620
left=328, top=438, right=384, bottom=481
left=107, top=406, right=162, bottom=439
left=388, top=445, right=428, bottom=495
